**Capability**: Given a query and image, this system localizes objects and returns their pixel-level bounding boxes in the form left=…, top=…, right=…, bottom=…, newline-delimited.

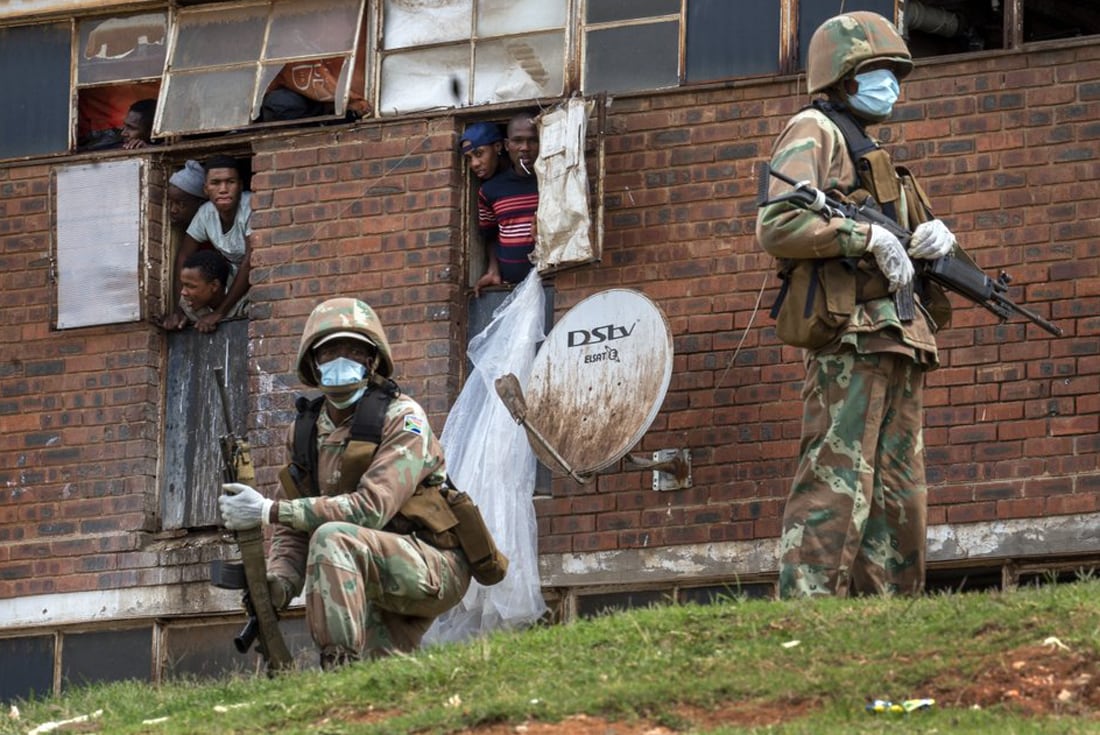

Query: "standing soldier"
left=756, top=12, right=958, bottom=598
left=218, top=297, right=504, bottom=668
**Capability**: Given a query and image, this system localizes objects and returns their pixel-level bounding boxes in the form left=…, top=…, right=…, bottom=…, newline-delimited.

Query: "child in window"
left=176, top=249, right=248, bottom=327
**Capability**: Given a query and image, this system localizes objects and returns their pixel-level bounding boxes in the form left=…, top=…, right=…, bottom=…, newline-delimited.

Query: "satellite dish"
left=496, top=289, right=673, bottom=481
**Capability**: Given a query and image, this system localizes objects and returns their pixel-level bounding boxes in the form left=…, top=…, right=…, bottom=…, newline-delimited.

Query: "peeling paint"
left=545, top=514, right=1100, bottom=588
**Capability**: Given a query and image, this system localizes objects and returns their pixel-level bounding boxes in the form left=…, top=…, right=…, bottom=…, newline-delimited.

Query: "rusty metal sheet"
left=161, top=319, right=250, bottom=530
left=523, top=289, right=672, bottom=476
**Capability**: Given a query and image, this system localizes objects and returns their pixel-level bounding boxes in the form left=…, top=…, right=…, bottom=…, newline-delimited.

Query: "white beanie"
left=169, top=160, right=206, bottom=198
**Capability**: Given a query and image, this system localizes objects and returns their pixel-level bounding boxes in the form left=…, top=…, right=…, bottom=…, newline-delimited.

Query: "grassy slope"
left=3, top=579, right=1099, bottom=735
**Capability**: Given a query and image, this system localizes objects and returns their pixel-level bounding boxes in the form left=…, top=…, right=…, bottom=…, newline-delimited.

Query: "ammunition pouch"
left=772, top=258, right=855, bottom=349
left=386, top=484, right=509, bottom=586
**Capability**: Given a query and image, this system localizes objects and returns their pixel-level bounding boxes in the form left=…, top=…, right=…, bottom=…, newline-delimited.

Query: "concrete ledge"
left=2, top=513, right=1097, bottom=631
left=538, top=512, right=1100, bottom=588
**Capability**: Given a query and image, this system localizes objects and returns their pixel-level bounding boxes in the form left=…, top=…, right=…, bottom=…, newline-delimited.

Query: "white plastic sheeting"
left=425, top=269, right=548, bottom=644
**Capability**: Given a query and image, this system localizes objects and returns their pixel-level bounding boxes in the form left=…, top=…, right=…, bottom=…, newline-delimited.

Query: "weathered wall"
left=1, top=44, right=1099, bottom=612
left=0, top=161, right=162, bottom=599
left=534, top=44, right=1100, bottom=559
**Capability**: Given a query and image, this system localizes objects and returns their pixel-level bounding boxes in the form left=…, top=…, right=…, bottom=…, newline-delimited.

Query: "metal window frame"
left=154, top=0, right=366, bottom=137
left=579, top=1, right=682, bottom=94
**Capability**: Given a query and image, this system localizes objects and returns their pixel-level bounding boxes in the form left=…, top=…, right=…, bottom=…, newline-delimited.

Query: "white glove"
left=219, top=482, right=273, bottom=531
left=867, top=224, right=914, bottom=292
left=908, top=219, right=956, bottom=260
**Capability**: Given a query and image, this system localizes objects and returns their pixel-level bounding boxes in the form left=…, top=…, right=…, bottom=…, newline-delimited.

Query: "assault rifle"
left=208, top=366, right=293, bottom=673
left=757, top=163, right=1062, bottom=337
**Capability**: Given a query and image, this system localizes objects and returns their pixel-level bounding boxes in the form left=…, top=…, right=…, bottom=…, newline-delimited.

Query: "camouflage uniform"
left=266, top=298, right=471, bottom=659
left=756, top=13, right=943, bottom=599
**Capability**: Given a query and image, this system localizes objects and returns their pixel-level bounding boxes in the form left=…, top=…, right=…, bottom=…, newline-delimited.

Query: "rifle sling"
left=237, top=526, right=293, bottom=671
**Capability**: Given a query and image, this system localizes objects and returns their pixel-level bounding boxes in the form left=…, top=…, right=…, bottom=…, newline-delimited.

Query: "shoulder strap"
left=811, top=99, right=900, bottom=221
left=348, top=379, right=400, bottom=443
left=811, top=99, right=878, bottom=159
left=349, top=389, right=391, bottom=444
left=290, top=395, right=325, bottom=494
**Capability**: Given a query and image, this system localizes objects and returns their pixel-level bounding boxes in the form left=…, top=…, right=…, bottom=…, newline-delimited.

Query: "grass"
left=3, top=578, right=1099, bottom=734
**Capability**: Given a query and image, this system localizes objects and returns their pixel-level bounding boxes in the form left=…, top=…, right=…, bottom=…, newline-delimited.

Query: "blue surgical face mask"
left=848, top=68, right=900, bottom=119
left=317, top=357, right=367, bottom=387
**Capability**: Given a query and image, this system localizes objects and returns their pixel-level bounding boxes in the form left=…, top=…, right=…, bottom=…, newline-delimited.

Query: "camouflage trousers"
left=304, top=521, right=471, bottom=657
left=779, top=348, right=927, bottom=599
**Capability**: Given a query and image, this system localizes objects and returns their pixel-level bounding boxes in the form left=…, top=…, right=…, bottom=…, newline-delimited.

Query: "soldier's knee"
left=307, top=521, right=365, bottom=562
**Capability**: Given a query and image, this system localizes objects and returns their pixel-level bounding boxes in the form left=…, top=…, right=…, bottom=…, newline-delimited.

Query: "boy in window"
left=177, top=249, right=247, bottom=326
left=162, top=155, right=253, bottom=333
left=474, top=112, right=540, bottom=297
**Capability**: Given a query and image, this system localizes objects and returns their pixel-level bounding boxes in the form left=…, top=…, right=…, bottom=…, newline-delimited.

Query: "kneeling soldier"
left=219, top=297, right=504, bottom=668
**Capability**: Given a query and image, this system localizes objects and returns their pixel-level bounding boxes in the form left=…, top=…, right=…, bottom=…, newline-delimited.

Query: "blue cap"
left=460, top=122, right=503, bottom=153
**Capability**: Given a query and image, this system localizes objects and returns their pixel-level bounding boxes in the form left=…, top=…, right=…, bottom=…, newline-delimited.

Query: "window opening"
left=379, top=0, right=565, bottom=114
left=160, top=151, right=253, bottom=531
left=1023, top=0, right=1100, bottom=42
left=76, top=13, right=167, bottom=151
left=902, top=0, right=1005, bottom=56
left=156, top=0, right=366, bottom=136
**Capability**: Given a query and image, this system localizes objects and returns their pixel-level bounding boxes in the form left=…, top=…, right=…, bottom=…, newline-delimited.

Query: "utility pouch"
left=772, top=258, right=855, bottom=349
left=896, top=166, right=934, bottom=227
left=395, top=486, right=461, bottom=549
left=445, top=488, right=509, bottom=586
left=277, top=465, right=304, bottom=501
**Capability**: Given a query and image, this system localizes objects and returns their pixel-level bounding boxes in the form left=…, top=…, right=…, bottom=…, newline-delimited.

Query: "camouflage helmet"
left=296, top=297, right=394, bottom=387
left=807, top=12, right=913, bottom=94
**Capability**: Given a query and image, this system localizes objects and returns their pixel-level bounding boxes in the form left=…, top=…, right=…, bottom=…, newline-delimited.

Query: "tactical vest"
left=768, top=101, right=952, bottom=348
left=811, top=99, right=933, bottom=230
left=277, top=386, right=508, bottom=586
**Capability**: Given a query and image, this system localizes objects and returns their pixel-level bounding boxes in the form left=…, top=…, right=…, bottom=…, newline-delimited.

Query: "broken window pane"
left=473, top=31, right=564, bottom=104
left=383, top=0, right=472, bottom=50
left=56, top=160, right=143, bottom=329
left=904, top=0, right=1004, bottom=56
left=0, top=22, right=71, bottom=160
left=268, top=0, right=361, bottom=57
left=171, top=5, right=266, bottom=70
left=477, top=0, right=566, bottom=36
left=584, top=21, right=679, bottom=94
left=77, top=13, right=167, bottom=86
left=159, top=0, right=365, bottom=135
left=687, top=0, right=780, bottom=81
left=586, top=0, right=679, bottom=24
left=380, top=44, right=468, bottom=114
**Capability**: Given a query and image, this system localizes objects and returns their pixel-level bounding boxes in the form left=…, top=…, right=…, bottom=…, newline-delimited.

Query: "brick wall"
left=534, top=44, right=1100, bottom=554
left=1, top=43, right=1098, bottom=604
left=246, top=118, right=467, bottom=490
left=0, top=163, right=160, bottom=599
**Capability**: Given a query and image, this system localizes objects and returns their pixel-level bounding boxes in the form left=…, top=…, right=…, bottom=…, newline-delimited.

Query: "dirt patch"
left=453, top=713, right=676, bottom=734
left=927, top=643, right=1100, bottom=717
